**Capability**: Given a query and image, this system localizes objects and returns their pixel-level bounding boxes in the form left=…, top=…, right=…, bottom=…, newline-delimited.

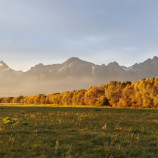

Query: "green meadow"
left=0, top=104, right=158, bottom=158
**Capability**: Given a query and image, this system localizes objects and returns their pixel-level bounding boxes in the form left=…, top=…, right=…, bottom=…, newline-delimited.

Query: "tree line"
left=0, top=77, right=158, bottom=108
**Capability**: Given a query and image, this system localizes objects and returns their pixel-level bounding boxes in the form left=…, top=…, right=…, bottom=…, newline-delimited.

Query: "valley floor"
left=0, top=105, right=158, bottom=158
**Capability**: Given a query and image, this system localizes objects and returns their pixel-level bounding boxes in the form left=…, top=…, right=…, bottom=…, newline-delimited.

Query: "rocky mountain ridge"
left=0, top=56, right=158, bottom=96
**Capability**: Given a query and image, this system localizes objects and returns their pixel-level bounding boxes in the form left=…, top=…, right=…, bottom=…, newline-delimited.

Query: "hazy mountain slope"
left=129, top=56, right=158, bottom=78
left=0, top=56, right=158, bottom=97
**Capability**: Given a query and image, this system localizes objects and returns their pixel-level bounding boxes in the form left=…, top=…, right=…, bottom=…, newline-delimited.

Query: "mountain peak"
left=108, top=61, right=119, bottom=67
left=63, top=57, right=81, bottom=64
left=36, top=63, right=44, bottom=67
left=152, top=56, right=158, bottom=62
left=143, top=56, right=158, bottom=65
left=0, top=61, right=9, bottom=69
left=0, top=60, right=5, bottom=65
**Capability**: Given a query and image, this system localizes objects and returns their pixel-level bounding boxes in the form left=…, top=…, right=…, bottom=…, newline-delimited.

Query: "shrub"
left=3, top=117, right=16, bottom=124
left=22, top=122, right=29, bottom=125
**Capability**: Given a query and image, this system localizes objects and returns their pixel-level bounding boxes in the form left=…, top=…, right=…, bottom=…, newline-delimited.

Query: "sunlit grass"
left=0, top=105, right=157, bottom=158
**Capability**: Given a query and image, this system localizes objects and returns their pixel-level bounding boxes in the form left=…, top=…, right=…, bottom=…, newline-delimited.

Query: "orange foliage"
left=1, top=77, right=158, bottom=108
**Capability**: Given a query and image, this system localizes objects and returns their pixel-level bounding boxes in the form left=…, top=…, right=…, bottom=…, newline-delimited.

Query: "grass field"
left=0, top=104, right=158, bottom=158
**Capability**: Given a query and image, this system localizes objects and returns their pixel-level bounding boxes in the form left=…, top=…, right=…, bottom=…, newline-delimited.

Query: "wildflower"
left=102, top=124, right=107, bottom=130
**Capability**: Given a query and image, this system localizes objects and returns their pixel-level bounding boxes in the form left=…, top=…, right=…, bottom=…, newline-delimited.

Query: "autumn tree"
left=12, top=96, right=24, bottom=103
left=84, top=86, right=105, bottom=105
left=105, top=81, right=131, bottom=107
left=95, top=96, right=109, bottom=106
left=72, top=89, right=86, bottom=105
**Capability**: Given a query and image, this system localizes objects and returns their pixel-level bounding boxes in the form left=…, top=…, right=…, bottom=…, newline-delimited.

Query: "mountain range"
left=0, top=56, right=158, bottom=96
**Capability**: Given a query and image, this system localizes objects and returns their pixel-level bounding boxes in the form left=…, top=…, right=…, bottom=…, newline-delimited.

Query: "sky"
left=0, top=0, right=158, bottom=71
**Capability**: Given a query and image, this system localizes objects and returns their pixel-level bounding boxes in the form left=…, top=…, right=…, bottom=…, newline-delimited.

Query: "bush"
left=3, top=117, right=16, bottom=124
left=22, top=122, right=29, bottom=125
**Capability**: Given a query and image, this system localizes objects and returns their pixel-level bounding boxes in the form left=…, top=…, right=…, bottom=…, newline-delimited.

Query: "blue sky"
left=0, top=0, right=158, bottom=70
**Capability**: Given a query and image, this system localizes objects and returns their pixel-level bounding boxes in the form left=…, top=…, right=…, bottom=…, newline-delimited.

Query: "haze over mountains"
left=0, top=56, right=158, bottom=97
